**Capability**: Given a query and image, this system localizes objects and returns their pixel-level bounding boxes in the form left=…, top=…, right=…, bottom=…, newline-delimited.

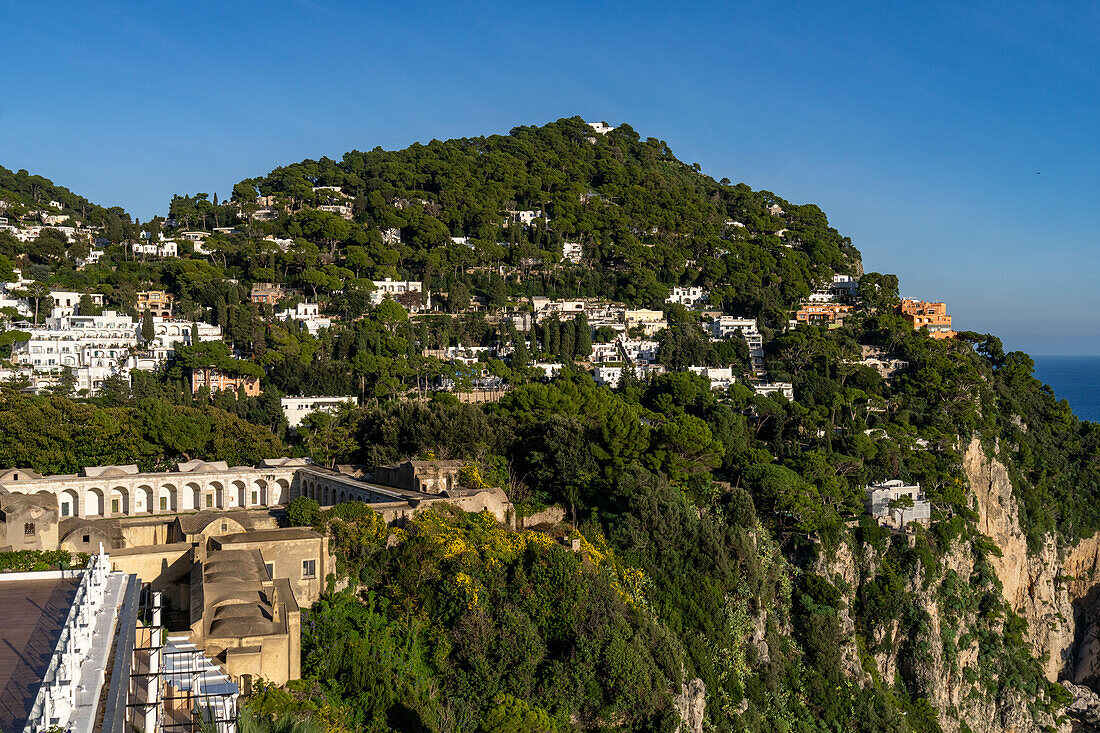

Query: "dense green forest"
left=1, top=119, right=1097, bottom=731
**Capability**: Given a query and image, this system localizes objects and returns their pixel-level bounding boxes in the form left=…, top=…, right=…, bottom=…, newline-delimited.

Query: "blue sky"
left=2, top=1, right=1097, bottom=354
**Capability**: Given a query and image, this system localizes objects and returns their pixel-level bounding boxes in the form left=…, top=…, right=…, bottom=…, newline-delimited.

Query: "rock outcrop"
left=673, top=678, right=706, bottom=733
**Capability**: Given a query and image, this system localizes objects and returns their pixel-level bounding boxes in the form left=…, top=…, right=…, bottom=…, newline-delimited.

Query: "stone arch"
left=158, top=484, right=178, bottom=513
left=136, top=484, right=154, bottom=514
left=253, top=479, right=268, bottom=506
left=59, top=488, right=79, bottom=518
left=109, top=486, right=129, bottom=515
left=187, top=482, right=202, bottom=511
left=234, top=480, right=248, bottom=508
left=275, top=478, right=290, bottom=504
left=208, top=480, right=225, bottom=509
left=86, top=488, right=105, bottom=517
left=339, top=490, right=347, bottom=504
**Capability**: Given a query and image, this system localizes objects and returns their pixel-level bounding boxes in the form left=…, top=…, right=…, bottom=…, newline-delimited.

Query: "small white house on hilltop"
left=864, top=480, right=931, bottom=529
left=587, top=122, right=615, bottom=135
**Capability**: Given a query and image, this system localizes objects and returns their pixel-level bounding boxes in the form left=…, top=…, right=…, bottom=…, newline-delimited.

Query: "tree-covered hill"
left=3, top=119, right=1098, bottom=732
left=170, top=117, right=860, bottom=325
left=0, top=164, right=135, bottom=236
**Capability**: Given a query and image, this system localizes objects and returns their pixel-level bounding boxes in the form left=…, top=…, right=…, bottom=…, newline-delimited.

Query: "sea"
left=1032, top=356, right=1100, bottom=424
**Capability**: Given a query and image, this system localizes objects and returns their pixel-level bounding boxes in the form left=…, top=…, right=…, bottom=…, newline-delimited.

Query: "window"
left=111, top=498, right=120, bottom=513
left=24, top=522, right=35, bottom=536
left=251, top=491, right=258, bottom=505
left=220, top=522, right=228, bottom=532
left=160, top=496, right=168, bottom=511
left=265, top=562, right=274, bottom=578
left=206, top=494, right=213, bottom=508
left=302, top=559, right=316, bottom=578
left=82, top=534, right=90, bottom=544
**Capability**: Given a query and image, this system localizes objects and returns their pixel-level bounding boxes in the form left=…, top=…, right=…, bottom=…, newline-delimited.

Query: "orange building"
left=191, top=368, right=263, bottom=396
left=899, top=299, right=955, bottom=339
left=793, top=303, right=853, bottom=326
left=135, top=290, right=175, bottom=318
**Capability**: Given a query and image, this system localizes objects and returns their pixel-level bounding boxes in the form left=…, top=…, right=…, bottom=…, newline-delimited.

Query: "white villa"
left=864, top=480, right=931, bottom=529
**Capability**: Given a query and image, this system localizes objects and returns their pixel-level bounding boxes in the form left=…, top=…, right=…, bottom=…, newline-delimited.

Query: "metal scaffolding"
left=123, top=590, right=239, bottom=733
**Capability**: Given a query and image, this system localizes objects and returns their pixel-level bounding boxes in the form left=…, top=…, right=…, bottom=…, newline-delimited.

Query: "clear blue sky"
left=2, top=1, right=1097, bottom=354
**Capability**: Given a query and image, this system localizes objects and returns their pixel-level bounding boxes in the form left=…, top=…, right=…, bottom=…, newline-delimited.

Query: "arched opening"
left=188, top=482, right=202, bottom=512
left=209, top=481, right=225, bottom=509
left=136, top=485, right=154, bottom=514
left=234, top=480, right=248, bottom=508
left=275, top=478, right=290, bottom=505
left=253, top=479, right=268, bottom=506
left=109, top=487, right=129, bottom=515
left=86, top=488, right=105, bottom=517
left=159, top=485, right=177, bottom=513
left=60, top=489, right=79, bottom=518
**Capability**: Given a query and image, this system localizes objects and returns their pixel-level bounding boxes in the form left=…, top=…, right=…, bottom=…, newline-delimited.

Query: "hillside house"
left=864, top=480, right=931, bottom=529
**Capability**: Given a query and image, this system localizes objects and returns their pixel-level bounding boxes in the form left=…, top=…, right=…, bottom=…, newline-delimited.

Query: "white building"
left=371, top=278, right=423, bottom=309
left=11, top=311, right=220, bottom=393
left=137, top=318, right=222, bottom=369
left=49, top=291, right=105, bottom=318
left=809, top=274, right=860, bottom=303
left=593, top=363, right=664, bottom=387
left=381, top=228, right=402, bottom=245
left=317, top=204, right=353, bottom=220
left=753, top=382, right=794, bottom=401
left=589, top=341, right=621, bottom=363
left=77, top=248, right=105, bottom=268
left=503, top=210, right=544, bottom=227
left=562, top=241, right=583, bottom=264
left=531, top=362, right=564, bottom=380
left=666, top=286, right=708, bottom=309
left=710, top=317, right=765, bottom=375
left=133, top=241, right=178, bottom=258
left=619, top=337, right=659, bottom=364
left=277, top=302, right=332, bottom=334
left=864, top=480, right=931, bottom=529
left=281, top=396, right=358, bottom=428
left=587, top=121, right=615, bottom=135
left=688, top=366, right=737, bottom=391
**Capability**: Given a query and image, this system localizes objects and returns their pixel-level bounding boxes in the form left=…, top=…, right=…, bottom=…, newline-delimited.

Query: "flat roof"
left=218, top=528, right=320, bottom=543
left=0, top=577, right=79, bottom=733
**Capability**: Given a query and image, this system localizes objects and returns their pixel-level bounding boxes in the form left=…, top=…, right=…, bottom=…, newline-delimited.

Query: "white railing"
left=24, top=545, right=111, bottom=733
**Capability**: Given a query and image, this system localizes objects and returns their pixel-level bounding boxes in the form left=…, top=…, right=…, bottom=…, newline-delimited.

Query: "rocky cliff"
left=963, top=436, right=1100, bottom=688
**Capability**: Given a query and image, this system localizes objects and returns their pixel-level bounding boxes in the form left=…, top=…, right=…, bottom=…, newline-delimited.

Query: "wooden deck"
left=0, top=577, right=79, bottom=733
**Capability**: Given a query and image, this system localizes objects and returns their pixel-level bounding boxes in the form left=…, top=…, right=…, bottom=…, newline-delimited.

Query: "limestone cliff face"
left=959, top=436, right=1100, bottom=732
left=806, top=437, right=1100, bottom=732
left=963, top=437, right=1078, bottom=681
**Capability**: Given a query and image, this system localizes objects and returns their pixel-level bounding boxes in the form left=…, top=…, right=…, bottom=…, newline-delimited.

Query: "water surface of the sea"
left=1032, top=356, right=1100, bottom=423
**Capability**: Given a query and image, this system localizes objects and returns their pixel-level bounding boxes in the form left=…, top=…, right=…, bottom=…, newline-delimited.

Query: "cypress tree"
left=575, top=312, right=592, bottom=358
left=560, top=320, right=575, bottom=362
